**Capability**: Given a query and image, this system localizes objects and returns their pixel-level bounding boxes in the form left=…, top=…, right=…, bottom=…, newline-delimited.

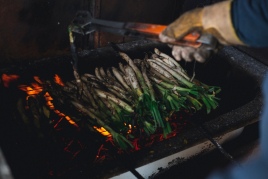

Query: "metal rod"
left=197, top=125, right=238, bottom=165
left=189, top=114, right=239, bottom=165
left=112, top=149, right=144, bottom=179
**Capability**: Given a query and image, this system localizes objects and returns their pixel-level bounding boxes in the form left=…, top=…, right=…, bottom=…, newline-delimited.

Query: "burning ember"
left=94, top=126, right=112, bottom=137
left=44, top=91, right=79, bottom=128
left=15, top=74, right=191, bottom=165
left=16, top=73, right=190, bottom=163
left=1, top=73, right=20, bottom=87
left=13, top=48, right=220, bottom=171
left=19, top=83, right=43, bottom=96
left=54, top=74, right=64, bottom=86
left=18, top=75, right=88, bottom=129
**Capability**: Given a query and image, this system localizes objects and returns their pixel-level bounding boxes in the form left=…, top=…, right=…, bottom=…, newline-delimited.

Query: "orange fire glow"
left=44, top=92, right=79, bottom=128
left=18, top=75, right=114, bottom=138
left=33, top=76, right=43, bottom=84
left=19, top=83, right=43, bottom=96
left=94, top=126, right=112, bottom=137
left=1, top=73, right=20, bottom=87
left=54, top=74, right=64, bottom=86
left=18, top=74, right=78, bottom=128
left=52, top=75, right=112, bottom=137
left=124, top=123, right=132, bottom=134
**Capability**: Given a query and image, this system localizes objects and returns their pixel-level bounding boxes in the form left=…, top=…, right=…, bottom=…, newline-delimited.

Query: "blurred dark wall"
left=96, top=0, right=184, bottom=47
left=95, top=0, right=218, bottom=47
left=0, top=0, right=86, bottom=63
left=0, top=0, right=212, bottom=64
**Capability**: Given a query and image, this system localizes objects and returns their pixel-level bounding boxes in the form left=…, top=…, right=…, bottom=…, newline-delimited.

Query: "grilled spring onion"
left=51, top=48, right=220, bottom=150
left=120, top=52, right=168, bottom=134
left=71, top=100, right=133, bottom=150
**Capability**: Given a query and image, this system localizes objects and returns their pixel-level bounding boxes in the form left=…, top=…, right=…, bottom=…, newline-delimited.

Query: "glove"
left=160, top=1, right=245, bottom=62
left=171, top=45, right=211, bottom=63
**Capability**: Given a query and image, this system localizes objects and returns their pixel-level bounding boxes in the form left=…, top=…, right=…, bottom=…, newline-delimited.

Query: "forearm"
left=231, top=0, right=268, bottom=47
left=159, top=0, right=268, bottom=62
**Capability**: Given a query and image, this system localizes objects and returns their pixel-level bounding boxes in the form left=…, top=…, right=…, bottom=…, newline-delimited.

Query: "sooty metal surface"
left=0, top=40, right=267, bottom=178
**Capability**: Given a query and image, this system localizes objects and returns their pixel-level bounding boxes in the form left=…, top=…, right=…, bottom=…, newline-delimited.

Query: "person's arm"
left=232, top=0, right=268, bottom=47
left=159, top=0, right=268, bottom=62
left=207, top=73, right=268, bottom=179
left=208, top=2, right=268, bottom=178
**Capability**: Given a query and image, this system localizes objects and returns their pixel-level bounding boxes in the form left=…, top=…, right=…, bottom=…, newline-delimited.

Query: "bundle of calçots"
left=56, top=48, right=221, bottom=150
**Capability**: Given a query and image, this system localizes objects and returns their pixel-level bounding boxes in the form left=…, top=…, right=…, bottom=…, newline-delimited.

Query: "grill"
left=0, top=39, right=267, bottom=178
left=0, top=1, right=267, bottom=178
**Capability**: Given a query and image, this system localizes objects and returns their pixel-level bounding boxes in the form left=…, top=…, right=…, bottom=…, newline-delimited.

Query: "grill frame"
left=0, top=40, right=267, bottom=178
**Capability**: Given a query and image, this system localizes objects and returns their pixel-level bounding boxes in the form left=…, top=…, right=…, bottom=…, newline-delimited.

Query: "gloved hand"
left=170, top=45, right=211, bottom=63
left=160, top=1, right=245, bottom=62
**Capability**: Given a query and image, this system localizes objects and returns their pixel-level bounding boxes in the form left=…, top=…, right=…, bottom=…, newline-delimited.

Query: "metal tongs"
left=70, top=11, right=218, bottom=50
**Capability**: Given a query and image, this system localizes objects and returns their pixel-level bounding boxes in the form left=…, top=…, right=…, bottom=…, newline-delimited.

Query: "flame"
left=94, top=126, right=112, bottom=137
left=44, top=92, right=79, bottom=128
left=33, top=76, right=43, bottom=84
left=65, top=116, right=76, bottom=125
left=19, top=83, right=43, bottom=95
left=54, top=74, right=64, bottom=86
left=1, top=74, right=20, bottom=87
left=18, top=78, right=78, bottom=128
left=18, top=75, right=112, bottom=138
left=124, top=123, right=132, bottom=134
left=128, top=124, right=132, bottom=134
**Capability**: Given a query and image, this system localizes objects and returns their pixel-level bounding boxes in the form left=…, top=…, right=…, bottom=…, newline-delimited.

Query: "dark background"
left=0, top=1, right=266, bottom=178
left=0, top=0, right=220, bottom=64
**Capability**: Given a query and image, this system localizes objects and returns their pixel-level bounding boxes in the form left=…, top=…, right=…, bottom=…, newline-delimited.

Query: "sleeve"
left=207, top=74, right=268, bottom=179
left=231, top=0, right=268, bottom=47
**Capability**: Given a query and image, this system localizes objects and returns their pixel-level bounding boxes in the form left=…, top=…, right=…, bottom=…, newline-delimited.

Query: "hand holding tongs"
left=70, top=11, right=218, bottom=50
